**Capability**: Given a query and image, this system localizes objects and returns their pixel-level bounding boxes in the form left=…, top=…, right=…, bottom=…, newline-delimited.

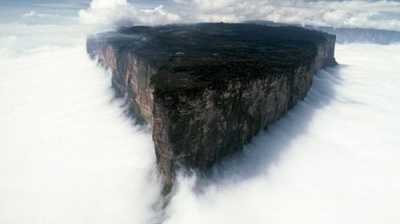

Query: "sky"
left=1, top=0, right=400, bottom=30
left=1, top=0, right=400, bottom=224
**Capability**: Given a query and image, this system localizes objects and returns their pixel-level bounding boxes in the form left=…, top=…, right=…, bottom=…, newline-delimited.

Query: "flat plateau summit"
left=87, top=23, right=337, bottom=187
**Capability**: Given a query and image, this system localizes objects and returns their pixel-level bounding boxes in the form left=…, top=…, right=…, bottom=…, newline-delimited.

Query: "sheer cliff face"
left=87, top=23, right=337, bottom=185
left=87, top=42, right=155, bottom=123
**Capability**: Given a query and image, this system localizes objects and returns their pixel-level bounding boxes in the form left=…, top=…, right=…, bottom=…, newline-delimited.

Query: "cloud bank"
left=79, top=0, right=400, bottom=31
left=0, top=43, right=164, bottom=224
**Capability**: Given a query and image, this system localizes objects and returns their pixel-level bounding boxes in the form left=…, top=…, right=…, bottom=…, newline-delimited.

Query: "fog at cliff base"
left=163, top=44, right=400, bottom=223
left=1, top=0, right=400, bottom=224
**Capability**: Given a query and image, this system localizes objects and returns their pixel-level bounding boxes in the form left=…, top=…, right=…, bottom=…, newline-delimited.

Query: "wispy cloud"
left=21, top=11, right=60, bottom=19
left=34, top=0, right=90, bottom=9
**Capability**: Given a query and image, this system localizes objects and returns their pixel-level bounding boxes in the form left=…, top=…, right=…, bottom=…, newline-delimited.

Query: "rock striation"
left=87, top=23, right=337, bottom=186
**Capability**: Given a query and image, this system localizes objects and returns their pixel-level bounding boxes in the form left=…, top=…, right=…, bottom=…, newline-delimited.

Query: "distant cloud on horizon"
left=79, top=0, right=400, bottom=31
left=2, top=0, right=399, bottom=31
left=21, top=11, right=60, bottom=19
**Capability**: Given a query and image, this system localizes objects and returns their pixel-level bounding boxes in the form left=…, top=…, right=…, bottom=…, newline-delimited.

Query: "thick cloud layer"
left=0, top=42, right=164, bottom=224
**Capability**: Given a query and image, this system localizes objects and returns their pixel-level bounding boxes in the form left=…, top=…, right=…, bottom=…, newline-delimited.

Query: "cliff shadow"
left=190, top=65, right=345, bottom=191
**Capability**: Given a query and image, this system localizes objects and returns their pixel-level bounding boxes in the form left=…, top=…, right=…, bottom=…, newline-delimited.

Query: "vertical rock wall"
left=87, top=40, right=155, bottom=123
left=151, top=40, right=336, bottom=185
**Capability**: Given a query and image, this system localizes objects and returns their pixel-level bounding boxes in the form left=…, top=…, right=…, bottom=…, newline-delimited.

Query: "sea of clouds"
left=1, top=0, right=400, bottom=223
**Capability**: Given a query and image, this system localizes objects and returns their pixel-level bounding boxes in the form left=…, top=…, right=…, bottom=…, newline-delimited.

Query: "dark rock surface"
left=87, top=23, right=337, bottom=186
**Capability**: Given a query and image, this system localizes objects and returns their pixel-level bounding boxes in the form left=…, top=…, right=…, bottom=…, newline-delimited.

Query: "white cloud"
left=78, top=0, right=181, bottom=30
left=174, top=0, right=400, bottom=30
left=75, top=0, right=400, bottom=31
left=0, top=42, right=163, bottom=224
left=21, top=11, right=60, bottom=19
left=78, top=0, right=400, bottom=31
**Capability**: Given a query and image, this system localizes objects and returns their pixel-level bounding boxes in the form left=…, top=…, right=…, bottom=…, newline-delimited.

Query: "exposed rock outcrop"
left=87, top=23, right=337, bottom=186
